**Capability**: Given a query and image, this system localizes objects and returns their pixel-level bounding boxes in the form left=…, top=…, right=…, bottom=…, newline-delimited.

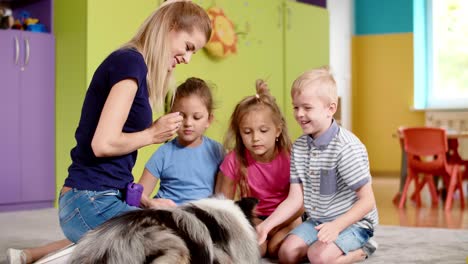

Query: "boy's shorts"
left=290, top=219, right=373, bottom=254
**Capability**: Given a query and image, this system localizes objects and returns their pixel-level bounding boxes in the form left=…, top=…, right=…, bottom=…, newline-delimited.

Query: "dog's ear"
left=235, top=197, right=258, bottom=225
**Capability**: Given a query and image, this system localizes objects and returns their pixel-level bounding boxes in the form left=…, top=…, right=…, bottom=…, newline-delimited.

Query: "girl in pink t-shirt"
left=215, top=80, right=303, bottom=258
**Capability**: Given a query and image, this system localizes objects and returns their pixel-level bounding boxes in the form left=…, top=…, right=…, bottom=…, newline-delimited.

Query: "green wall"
left=54, top=0, right=87, bottom=204
left=86, top=1, right=157, bottom=84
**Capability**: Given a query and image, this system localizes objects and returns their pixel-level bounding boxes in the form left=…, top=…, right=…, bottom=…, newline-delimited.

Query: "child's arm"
left=138, top=169, right=177, bottom=208
left=256, top=183, right=304, bottom=244
left=214, top=172, right=236, bottom=199
left=315, top=182, right=376, bottom=243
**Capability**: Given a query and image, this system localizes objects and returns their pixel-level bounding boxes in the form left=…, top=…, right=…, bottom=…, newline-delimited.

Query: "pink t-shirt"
left=220, top=150, right=290, bottom=216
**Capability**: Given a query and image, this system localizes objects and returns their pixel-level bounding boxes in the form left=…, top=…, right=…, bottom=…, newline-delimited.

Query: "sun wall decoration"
left=204, top=6, right=238, bottom=59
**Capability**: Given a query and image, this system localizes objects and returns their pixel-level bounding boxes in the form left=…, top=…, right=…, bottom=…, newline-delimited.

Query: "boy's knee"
left=278, top=243, right=304, bottom=264
left=307, top=250, right=329, bottom=264
left=278, top=249, right=298, bottom=264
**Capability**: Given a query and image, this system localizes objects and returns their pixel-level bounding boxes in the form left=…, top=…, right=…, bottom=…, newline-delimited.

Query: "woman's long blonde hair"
left=224, top=80, right=292, bottom=197
left=122, top=1, right=211, bottom=112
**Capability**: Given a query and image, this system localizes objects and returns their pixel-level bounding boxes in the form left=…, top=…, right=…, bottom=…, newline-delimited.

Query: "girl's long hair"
left=122, top=1, right=211, bottom=112
left=224, top=80, right=292, bottom=197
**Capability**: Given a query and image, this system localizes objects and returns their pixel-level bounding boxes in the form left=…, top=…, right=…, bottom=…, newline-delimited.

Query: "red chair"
left=398, top=127, right=465, bottom=210
left=392, top=127, right=409, bottom=205
left=393, top=126, right=423, bottom=205
left=447, top=138, right=468, bottom=181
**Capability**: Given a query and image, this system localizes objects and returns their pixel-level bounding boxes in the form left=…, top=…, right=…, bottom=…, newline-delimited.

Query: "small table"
left=446, top=131, right=468, bottom=139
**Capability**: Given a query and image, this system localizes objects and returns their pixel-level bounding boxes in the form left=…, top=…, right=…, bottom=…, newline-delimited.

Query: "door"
left=19, top=31, right=56, bottom=202
left=283, top=1, right=330, bottom=139
left=0, top=30, right=22, bottom=204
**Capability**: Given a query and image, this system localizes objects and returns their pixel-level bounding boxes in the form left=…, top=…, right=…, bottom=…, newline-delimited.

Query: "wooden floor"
left=373, top=176, right=468, bottom=229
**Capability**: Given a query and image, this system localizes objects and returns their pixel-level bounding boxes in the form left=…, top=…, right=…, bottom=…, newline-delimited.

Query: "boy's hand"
left=256, top=222, right=269, bottom=245
left=148, top=198, right=177, bottom=208
left=315, top=222, right=340, bottom=244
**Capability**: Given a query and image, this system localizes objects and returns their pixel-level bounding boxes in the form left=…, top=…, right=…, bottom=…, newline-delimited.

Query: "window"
left=414, top=0, right=468, bottom=109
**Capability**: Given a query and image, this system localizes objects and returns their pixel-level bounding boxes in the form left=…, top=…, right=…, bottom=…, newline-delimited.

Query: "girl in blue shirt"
left=139, top=77, right=224, bottom=208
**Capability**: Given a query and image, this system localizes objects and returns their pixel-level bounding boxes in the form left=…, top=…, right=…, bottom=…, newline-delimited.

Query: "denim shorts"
left=58, top=188, right=139, bottom=243
left=290, top=219, right=373, bottom=254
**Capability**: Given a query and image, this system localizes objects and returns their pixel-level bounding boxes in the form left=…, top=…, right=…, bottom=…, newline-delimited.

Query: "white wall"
left=328, top=0, right=353, bottom=129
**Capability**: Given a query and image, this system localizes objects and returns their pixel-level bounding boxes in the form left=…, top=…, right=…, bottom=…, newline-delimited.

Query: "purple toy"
left=125, top=182, right=143, bottom=207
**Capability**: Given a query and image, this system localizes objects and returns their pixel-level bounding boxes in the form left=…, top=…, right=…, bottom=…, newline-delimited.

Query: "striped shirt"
left=290, top=120, right=378, bottom=230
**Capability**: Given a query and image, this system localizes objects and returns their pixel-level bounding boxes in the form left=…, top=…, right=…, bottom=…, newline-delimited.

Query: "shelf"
left=0, top=0, right=53, bottom=33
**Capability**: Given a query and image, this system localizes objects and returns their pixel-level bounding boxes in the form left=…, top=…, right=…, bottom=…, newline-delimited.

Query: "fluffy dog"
left=69, top=196, right=261, bottom=264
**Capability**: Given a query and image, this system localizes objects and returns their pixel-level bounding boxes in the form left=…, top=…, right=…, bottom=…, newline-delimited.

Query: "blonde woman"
left=7, top=1, right=211, bottom=263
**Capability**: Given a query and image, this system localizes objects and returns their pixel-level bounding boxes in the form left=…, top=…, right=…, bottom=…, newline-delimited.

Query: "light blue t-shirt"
left=145, top=136, right=224, bottom=205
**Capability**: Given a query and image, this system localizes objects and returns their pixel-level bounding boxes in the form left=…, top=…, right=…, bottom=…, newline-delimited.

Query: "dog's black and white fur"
left=69, top=196, right=261, bottom=264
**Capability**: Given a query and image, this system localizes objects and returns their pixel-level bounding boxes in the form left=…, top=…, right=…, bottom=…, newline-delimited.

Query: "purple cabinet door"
left=20, top=31, right=55, bottom=203
left=0, top=30, right=22, bottom=204
left=0, top=30, right=55, bottom=210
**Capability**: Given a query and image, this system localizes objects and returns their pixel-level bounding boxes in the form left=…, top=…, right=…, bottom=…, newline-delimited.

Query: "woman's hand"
left=148, top=112, right=183, bottom=144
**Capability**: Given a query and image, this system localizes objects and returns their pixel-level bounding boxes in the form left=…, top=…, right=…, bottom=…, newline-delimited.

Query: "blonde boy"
left=256, top=67, right=378, bottom=264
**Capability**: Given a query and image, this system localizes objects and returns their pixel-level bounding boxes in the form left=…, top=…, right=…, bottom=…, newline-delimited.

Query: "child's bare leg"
left=307, top=242, right=367, bottom=264
left=336, top=248, right=367, bottom=264
left=278, top=234, right=308, bottom=264
left=259, top=241, right=267, bottom=257
left=267, top=216, right=302, bottom=258
left=267, top=230, right=286, bottom=258
left=23, top=239, right=72, bottom=263
left=307, top=241, right=342, bottom=264
left=253, top=217, right=268, bottom=257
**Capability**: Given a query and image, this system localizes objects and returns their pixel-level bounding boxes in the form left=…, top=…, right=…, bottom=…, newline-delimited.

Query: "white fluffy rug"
left=369, top=225, right=468, bottom=264
left=261, top=225, right=468, bottom=264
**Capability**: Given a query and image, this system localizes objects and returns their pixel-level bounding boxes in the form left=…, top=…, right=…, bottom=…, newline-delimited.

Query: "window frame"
left=413, top=0, right=468, bottom=110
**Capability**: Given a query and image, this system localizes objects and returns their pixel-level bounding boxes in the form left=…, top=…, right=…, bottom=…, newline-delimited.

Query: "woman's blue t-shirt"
left=65, top=49, right=152, bottom=191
